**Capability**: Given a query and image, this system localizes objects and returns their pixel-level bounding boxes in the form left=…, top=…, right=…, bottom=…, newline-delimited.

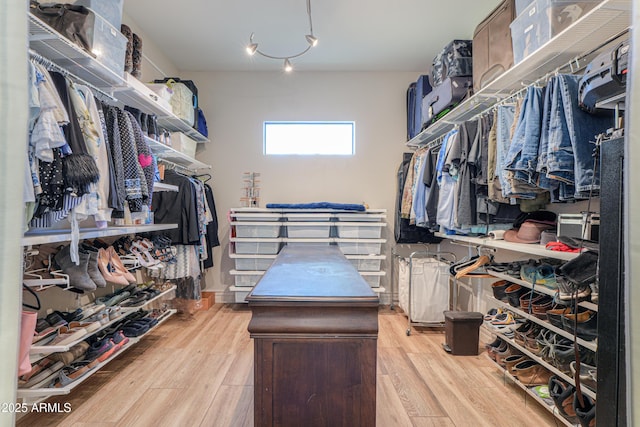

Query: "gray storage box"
left=87, top=12, right=127, bottom=77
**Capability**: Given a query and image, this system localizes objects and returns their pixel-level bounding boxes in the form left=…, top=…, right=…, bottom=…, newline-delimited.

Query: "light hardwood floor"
left=17, top=304, right=557, bottom=427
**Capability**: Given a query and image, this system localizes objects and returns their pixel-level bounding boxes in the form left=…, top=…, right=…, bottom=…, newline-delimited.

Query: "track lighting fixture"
left=245, top=0, right=318, bottom=72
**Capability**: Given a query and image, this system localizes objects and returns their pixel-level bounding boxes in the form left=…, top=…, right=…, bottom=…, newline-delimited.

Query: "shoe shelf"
left=29, top=285, right=177, bottom=359
left=153, top=182, right=179, bottom=192
left=22, top=223, right=178, bottom=247
left=406, top=0, right=632, bottom=148
left=145, top=136, right=211, bottom=172
left=485, top=355, right=577, bottom=427
left=488, top=271, right=598, bottom=313
left=23, top=270, right=69, bottom=291
left=489, top=297, right=597, bottom=353
left=486, top=325, right=597, bottom=401
left=434, top=233, right=579, bottom=261
left=18, top=309, right=177, bottom=403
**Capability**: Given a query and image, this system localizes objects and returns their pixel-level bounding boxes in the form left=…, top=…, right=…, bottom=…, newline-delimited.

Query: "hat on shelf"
left=504, top=220, right=556, bottom=244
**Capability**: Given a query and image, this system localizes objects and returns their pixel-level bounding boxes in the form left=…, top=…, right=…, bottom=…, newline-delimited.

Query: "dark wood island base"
left=246, top=245, right=379, bottom=427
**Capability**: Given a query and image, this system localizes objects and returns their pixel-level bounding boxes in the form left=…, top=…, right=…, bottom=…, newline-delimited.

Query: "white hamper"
left=398, top=257, right=450, bottom=324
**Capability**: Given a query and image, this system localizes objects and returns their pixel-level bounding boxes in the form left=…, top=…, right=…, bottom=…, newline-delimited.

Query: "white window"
left=263, top=121, right=355, bottom=155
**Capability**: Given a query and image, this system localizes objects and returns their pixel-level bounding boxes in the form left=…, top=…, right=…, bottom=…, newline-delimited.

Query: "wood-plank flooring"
left=17, top=304, right=557, bottom=427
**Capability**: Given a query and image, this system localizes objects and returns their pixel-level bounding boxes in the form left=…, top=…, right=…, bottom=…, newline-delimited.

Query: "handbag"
left=30, top=1, right=95, bottom=55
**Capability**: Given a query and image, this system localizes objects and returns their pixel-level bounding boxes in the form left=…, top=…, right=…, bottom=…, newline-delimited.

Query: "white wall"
left=182, top=71, right=417, bottom=302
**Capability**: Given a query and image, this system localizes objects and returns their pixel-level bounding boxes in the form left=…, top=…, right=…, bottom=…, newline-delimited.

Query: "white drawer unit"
left=230, top=237, right=282, bottom=254
left=335, top=222, right=386, bottom=238
left=231, top=221, right=283, bottom=238
left=230, top=253, right=277, bottom=271
left=360, top=271, right=386, bottom=287
left=345, top=254, right=386, bottom=271
left=229, top=270, right=265, bottom=287
left=336, top=238, right=386, bottom=255
left=228, top=208, right=388, bottom=302
left=285, top=222, right=332, bottom=238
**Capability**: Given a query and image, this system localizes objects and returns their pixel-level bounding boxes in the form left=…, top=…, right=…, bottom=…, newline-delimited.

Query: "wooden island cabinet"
left=246, top=245, right=379, bottom=427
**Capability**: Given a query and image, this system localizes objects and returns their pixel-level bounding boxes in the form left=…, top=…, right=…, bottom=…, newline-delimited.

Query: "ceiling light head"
left=305, top=34, right=318, bottom=47
left=284, top=58, right=293, bottom=72
left=246, top=43, right=258, bottom=56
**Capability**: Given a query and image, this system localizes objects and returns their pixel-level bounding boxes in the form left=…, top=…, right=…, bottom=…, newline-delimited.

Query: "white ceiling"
left=124, top=0, right=501, bottom=72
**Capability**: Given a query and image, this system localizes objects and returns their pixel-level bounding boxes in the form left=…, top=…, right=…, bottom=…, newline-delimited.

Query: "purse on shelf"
left=30, top=1, right=95, bottom=55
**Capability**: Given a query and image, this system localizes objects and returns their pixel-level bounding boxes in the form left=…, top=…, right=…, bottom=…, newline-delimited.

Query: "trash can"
left=443, top=310, right=484, bottom=355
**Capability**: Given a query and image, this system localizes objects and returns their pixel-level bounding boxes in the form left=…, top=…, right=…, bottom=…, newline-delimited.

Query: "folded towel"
left=265, top=202, right=365, bottom=211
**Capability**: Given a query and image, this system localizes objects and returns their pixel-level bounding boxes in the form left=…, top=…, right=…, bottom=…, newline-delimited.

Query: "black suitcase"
left=421, top=76, right=473, bottom=129
left=578, top=41, right=629, bottom=113
left=432, top=40, right=473, bottom=87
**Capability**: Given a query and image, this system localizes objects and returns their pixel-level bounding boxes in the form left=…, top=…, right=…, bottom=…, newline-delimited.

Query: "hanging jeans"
left=543, top=74, right=613, bottom=200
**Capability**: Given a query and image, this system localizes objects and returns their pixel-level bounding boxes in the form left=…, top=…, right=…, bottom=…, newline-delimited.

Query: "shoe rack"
left=406, top=2, right=633, bottom=424
left=22, top=8, right=217, bottom=403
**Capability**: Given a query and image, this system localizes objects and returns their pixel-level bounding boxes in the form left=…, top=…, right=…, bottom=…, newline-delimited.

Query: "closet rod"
left=28, top=48, right=117, bottom=102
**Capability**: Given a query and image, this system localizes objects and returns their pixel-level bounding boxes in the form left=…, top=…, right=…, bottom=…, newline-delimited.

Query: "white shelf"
left=145, top=136, right=210, bottom=171
left=28, top=15, right=210, bottom=144
left=153, top=182, right=179, bottom=192
left=435, top=232, right=579, bottom=261
left=28, top=14, right=125, bottom=88
left=22, top=224, right=178, bottom=247
left=490, top=297, right=597, bottom=353
left=114, top=75, right=209, bottom=142
left=485, top=355, right=577, bottom=427
left=18, top=309, right=176, bottom=402
left=29, top=285, right=177, bottom=358
left=488, top=326, right=597, bottom=401
left=488, top=271, right=598, bottom=313
left=407, top=0, right=632, bottom=147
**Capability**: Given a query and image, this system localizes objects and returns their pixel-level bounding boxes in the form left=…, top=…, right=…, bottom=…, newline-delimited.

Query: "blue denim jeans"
left=504, top=86, right=544, bottom=184
left=543, top=74, right=613, bottom=199
left=495, top=104, right=515, bottom=197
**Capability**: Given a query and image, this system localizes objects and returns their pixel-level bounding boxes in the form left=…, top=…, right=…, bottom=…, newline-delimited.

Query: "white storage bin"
left=286, top=223, right=331, bottom=238
left=335, top=213, right=385, bottom=222
left=336, top=223, right=384, bottom=238
left=231, top=270, right=265, bottom=287
left=231, top=212, right=282, bottom=222
left=286, top=240, right=331, bottom=247
left=284, top=213, right=332, bottom=222
left=347, top=256, right=384, bottom=271
left=170, top=133, right=197, bottom=159
left=234, top=290, right=250, bottom=303
left=233, top=222, right=281, bottom=238
left=235, top=241, right=280, bottom=255
left=234, top=257, right=275, bottom=271
left=337, top=240, right=383, bottom=255
left=57, top=0, right=124, bottom=31
left=362, top=274, right=382, bottom=288
left=87, top=12, right=127, bottom=77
